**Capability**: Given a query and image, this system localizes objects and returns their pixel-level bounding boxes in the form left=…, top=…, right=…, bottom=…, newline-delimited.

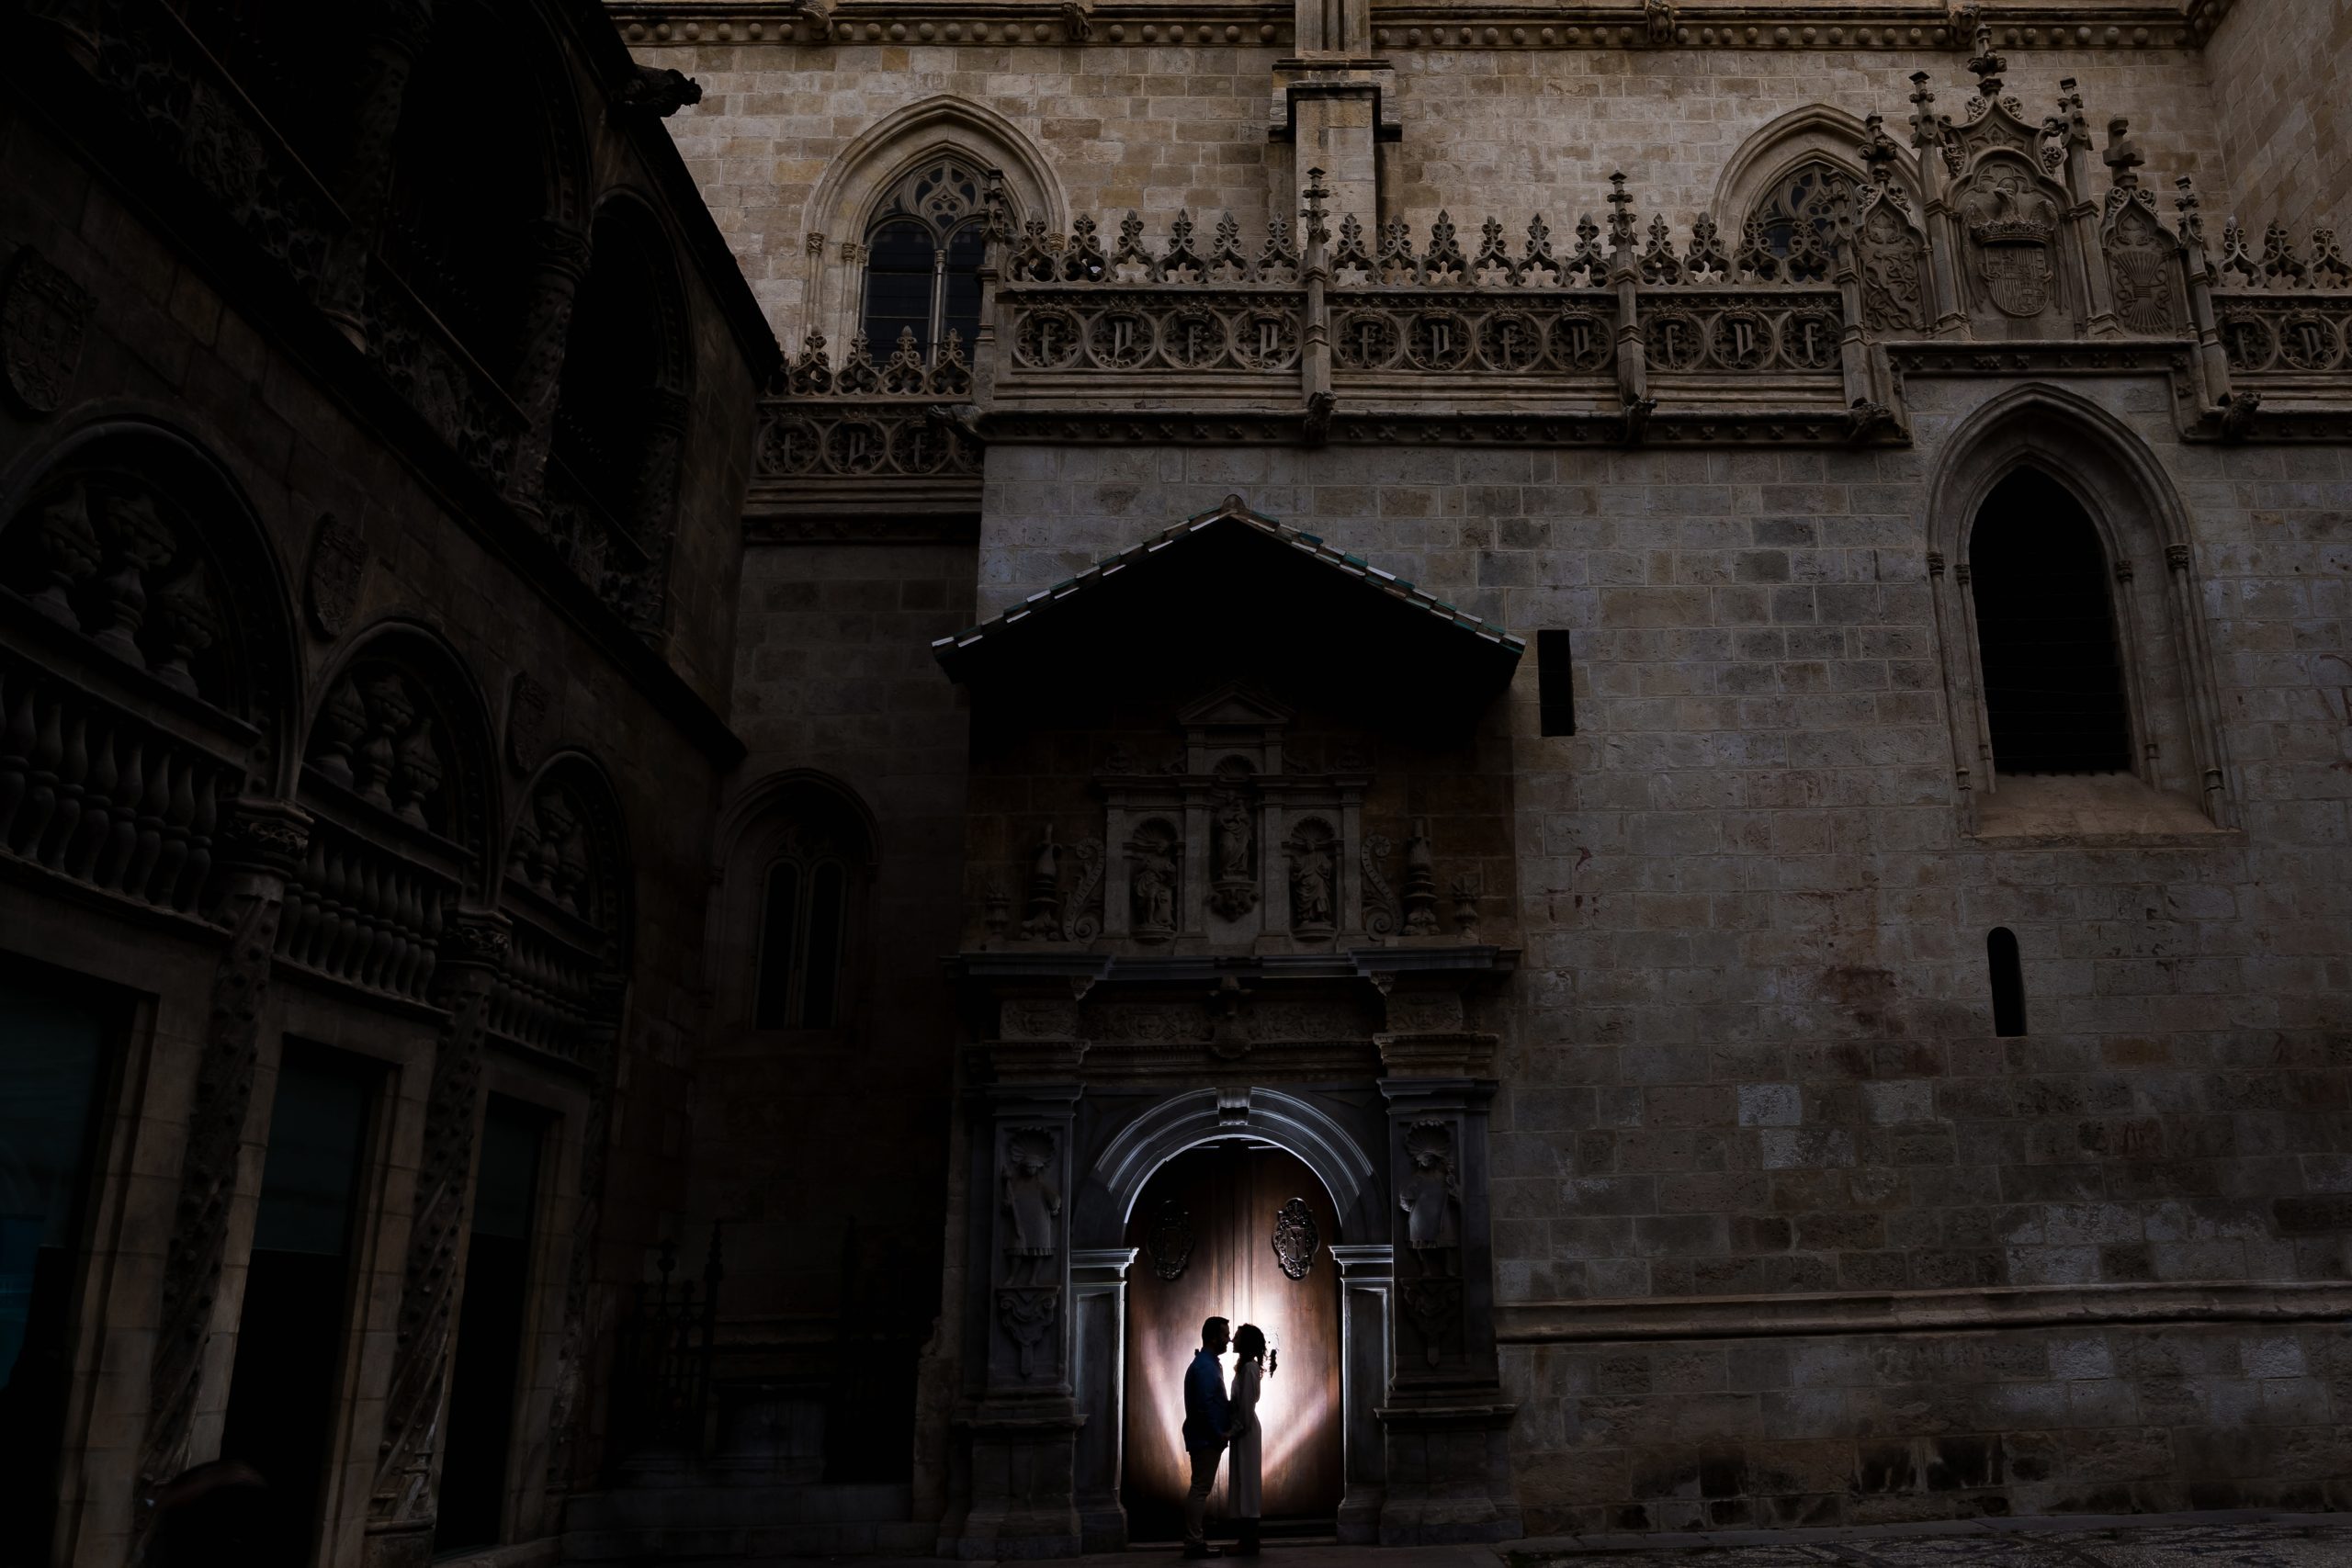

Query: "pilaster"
left=1069, top=1247, right=1136, bottom=1552
left=1327, top=1242, right=1392, bottom=1544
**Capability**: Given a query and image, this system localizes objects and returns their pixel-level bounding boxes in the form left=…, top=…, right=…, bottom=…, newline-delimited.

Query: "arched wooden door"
left=1122, top=1141, right=1343, bottom=1541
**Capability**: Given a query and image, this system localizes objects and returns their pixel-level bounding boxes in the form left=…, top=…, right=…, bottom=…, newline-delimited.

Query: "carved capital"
left=216, top=796, right=312, bottom=875
left=438, top=908, right=514, bottom=971
left=2165, top=543, right=2193, bottom=573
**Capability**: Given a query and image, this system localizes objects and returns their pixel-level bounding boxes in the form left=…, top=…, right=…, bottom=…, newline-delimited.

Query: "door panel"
left=1122, top=1142, right=1342, bottom=1540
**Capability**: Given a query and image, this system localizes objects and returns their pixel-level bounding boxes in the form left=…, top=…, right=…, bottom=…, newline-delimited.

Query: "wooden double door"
left=1121, top=1142, right=1343, bottom=1540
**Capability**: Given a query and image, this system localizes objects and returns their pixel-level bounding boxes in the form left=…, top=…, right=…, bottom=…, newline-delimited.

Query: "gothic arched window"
left=860, top=157, right=989, bottom=364
left=755, top=831, right=851, bottom=1030
left=1748, top=159, right=1846, bottom=270
left=1967, top=470, right=2133, bottom=777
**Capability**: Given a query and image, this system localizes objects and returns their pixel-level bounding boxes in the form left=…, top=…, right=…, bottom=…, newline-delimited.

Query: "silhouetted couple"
left=1181, top=1314, right=1272, bottom=1558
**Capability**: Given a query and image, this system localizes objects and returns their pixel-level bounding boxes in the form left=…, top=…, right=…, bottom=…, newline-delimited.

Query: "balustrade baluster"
left=0, top=674, right=35, bottom=841
left=15, top=694, right=64, bottom=857
left=126, top=742, right=170, bottom=901
left=66, top=715, right=119, bottom=883
left=181, top=773, right=216, bottom=913
left=158, top=762, right=198, bottom=911
left=40, top=709, right=90, bottom=869
left=96, top=734, right=142, bottom=890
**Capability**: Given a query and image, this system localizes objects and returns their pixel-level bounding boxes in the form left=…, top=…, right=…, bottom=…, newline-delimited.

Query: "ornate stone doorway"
left=1120, top=1141, right=1343, bottom=1540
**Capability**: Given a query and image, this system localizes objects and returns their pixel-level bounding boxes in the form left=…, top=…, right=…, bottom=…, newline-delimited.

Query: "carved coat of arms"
left=2, top=248, right=93, bottom=416
left=304, top=512, right=370, bottom=638
left=1148, top=1198, right=1193, bottom=1280
left=1271, top=1197, right=1318, bottom=1280
left=1962, top=170, right=2060, bottom=319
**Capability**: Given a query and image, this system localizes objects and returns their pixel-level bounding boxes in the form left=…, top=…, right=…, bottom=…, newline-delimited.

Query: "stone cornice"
left=609, top=1, right=2231, bottom=51
left=1495, top=1280, right=2352, bottom=1344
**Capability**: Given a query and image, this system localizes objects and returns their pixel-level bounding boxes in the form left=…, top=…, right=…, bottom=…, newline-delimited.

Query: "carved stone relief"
left=1148, top=1198, right=1193, bottom=1280
left=303, top=512, right=369, bottom=639
left=1125, top=819, right=1180, bottom=940
left=1002, top=1126, right=1063, bottom=1286
left=1208, top=782, right=1257, bottom=919
left=2105, top=195, right=2177, bottom=335
left=1399, top=1121, right=1463, bottom=1271
left=1284, top=818, right=1340, bottom=938
left=1959, top=158, right=2063, bottom=319
left=996, top=1286, right=1059, bottom=1379
left=309, top=669, right=447, bottom=832
left=6, top=475, right=234, bottom=704
left=2, top=246, right=93, bottom=416
left=1272, top=1196, right=1318, bottom=1280
left=507, top=671, right=551, bottom=773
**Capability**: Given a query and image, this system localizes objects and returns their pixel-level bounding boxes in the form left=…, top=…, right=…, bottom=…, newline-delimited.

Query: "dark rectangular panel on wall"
left=1538, top=629, right=1576, bottom=737
left=435, top=1096, right=548, bottom=1553
left=0, top=964, right=113, bottom=1568
left=220, top=1044, right=381, bottom=1564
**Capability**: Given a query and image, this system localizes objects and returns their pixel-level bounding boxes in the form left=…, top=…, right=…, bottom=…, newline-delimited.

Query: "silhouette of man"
left=1181, top=1315, right=1233, bottom=1558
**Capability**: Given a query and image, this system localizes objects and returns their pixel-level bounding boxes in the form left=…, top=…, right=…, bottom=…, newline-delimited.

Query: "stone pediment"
left=1175, top=682, right=1295, bottom=729
left=931, top=494, right=1525, bottom=701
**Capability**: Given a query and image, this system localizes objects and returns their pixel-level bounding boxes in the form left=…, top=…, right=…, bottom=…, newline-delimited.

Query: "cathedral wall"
left=691, top=539, right=977, bottom=1463
left=643, top=37, right=2233, bottom=338
left=2203, top=0, right=2352, bottom=238
left=973, top=383, right=2352, bottom=1525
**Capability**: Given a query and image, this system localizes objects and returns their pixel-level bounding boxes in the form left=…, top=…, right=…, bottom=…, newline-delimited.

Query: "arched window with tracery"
left=1747, top=159, right=1847, bottom=274
left=756, top=830, right=851, bottom=1030
left=1967, top=470, right=2133, bottom=777
left=859, top=156, right=989, bottom=365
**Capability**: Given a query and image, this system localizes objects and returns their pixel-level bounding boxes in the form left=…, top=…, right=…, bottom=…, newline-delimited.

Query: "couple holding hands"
left=1179, top=1314, right=1276, bottom=1558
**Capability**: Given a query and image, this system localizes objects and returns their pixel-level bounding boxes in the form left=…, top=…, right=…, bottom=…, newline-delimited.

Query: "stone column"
left=363, top=909, right=513, bottom=1568
left=946, top=1027, right=1086, bottom=1559
left=135, top=796, right=311, bottom=1527
left=1069, top=1247, right=1136, bottom=1551
left=1327, top=1242, right=1392, bottom=1544
left=318, top=0, right=435, bottom=344
left=622, top=385, right=691, bottom=637
left=503, top=220, right=594, bottom=525
left=1374, top=1006, right=1520, bottom=1545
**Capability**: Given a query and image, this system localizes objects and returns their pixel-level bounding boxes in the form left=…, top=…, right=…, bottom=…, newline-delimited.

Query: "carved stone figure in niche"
left=1127, top=821, right=1179, bottom=940
left=1399, top=1121, right=1461, bottom=1275
left=1959, top=163, right=2061, bottom=318
left=1001, top=1127, right=1062, bottom=1284
left=1284, top=820, right=1339, bottom=937
left=6, top=475, right=232, bottom=704
left=1209, top=787, right=1257, bottom=919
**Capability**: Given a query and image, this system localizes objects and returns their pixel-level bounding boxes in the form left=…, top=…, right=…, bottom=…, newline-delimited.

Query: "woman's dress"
left=1227, top=1358, right=1263, bottom=1518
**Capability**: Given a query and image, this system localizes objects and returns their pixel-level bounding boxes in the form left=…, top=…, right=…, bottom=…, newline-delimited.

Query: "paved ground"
left=764, top=1514, right=2352, bottom=1566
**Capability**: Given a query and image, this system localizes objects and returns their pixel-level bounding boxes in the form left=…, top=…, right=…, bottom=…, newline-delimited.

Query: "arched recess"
left=496, top=749, right=634, bottom=1058
left=286, top=619, right=500, bottom=1001
left=1923, top=385, right=2234, bottom=831
left=710, top=771, right=880, bottom=1035
left=799, top=96, right=1068, bottom=346
left=1711, top=104, right=1921, bottom=232
left=547, top=192, right=693, bottom=633
left=381, top=0, right=591, bottom=385
left=0, top=417, right=301, bottom=913
left=1077, top=1088, right=1382, bottom=1248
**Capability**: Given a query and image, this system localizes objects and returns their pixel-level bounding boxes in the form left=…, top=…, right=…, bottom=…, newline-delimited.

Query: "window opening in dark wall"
left=0, top=969, right=111, bottom=1568
left=1537, top=628, right=1576, bottom=737
left=1968, top=470, right=2132, bottom=776
left=220, top=1046, right=379, bottom=1564
left=1987, top=927, right=2029, bottom=1037
left=435, top=1098, right=548, bottom=1554
left=756, top=852, right=848, bottom=1030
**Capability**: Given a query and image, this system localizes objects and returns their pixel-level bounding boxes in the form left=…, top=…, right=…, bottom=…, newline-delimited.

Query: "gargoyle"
left=614, top=65, right=702, bottom=119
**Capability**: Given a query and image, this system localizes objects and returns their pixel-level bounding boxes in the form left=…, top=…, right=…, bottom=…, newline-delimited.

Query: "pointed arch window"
left=860, top=156, right=989, bottom=365
left=755, top=830, right=851, bottom=1030
left=1748, top=159, right=1846, bottom=268
left=1967, top=470, right=2134, bottom=777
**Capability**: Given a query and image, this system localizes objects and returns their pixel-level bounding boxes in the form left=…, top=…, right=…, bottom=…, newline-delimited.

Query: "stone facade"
left=13, top=2, right=2352, bottom=1567
left=643, top=0, right=2352, bottom=1556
